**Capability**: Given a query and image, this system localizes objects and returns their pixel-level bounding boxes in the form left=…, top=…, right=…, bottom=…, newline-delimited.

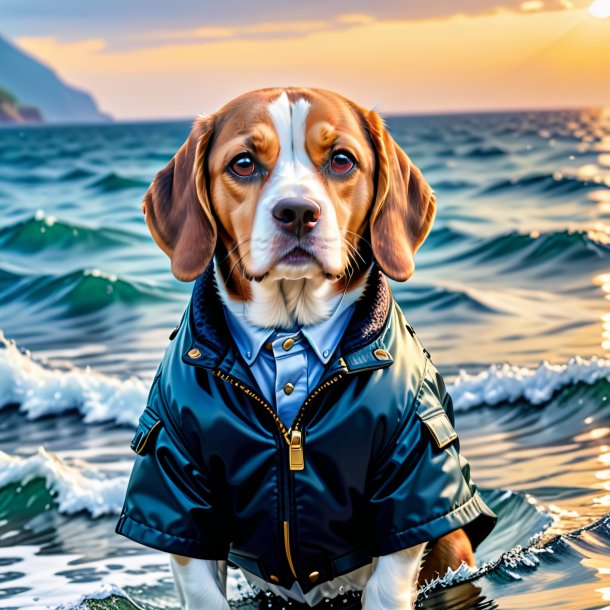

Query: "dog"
left=117, top=87, right=495, bottom=609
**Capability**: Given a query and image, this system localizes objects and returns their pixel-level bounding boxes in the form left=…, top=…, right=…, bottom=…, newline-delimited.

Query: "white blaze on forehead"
left=248, top=92, right=343, bottom=276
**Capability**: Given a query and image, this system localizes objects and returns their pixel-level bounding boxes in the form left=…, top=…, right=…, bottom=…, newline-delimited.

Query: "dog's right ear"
left=142, top=115, right=217, bottom=281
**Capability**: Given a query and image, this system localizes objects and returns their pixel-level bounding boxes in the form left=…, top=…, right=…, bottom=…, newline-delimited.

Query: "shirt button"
left=322, top=349, right=329, bottom=358
left=246, top=351, right=252, bottom=360
left=282, top=338, right=295, bottom=351
left=283, top=382, right=295, bottom=395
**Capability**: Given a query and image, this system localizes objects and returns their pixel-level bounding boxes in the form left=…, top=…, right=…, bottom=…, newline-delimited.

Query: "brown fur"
left=142, top=115, right=216, bottom=281
left=418, top=529, right=476, bottom=586
left=363, top=109, right=436, bottom=282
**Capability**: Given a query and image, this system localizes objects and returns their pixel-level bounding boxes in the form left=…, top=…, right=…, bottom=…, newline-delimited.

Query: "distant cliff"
left=0, top=34, right=111, bottom=124
left=0, top=87, right=43, bottom=124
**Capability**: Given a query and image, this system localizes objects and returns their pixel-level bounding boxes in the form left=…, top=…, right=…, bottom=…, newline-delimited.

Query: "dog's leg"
left=170, top=555, right=230, bottom=610
left=418, top=529, right=475, bottom=586
left=361, top=543, right=427, bottom=610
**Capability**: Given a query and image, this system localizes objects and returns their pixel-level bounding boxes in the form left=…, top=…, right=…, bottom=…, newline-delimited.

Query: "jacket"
left=116, top=264, right=496, bottom=593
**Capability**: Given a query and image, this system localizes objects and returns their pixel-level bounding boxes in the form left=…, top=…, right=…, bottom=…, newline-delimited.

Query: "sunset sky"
left=3, top=0, right=610, bottom=120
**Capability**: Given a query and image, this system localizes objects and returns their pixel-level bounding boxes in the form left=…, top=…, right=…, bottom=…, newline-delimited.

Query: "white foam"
left=449, top=355, right=610, bottom=411
left=0, top=334, right=148, bottom=426
left=2, top=333, right=608, bottom=427
left=0, top=447, right=127, bottom=518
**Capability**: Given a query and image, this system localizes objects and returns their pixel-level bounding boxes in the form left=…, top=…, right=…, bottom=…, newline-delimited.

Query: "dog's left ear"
left=363, top=110, right=436, bottom=282
left=142, top=115, right=217, bottom=281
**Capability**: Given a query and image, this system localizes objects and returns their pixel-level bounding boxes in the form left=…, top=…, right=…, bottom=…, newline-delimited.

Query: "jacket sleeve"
left=364, top=360, right=496, bottom=557
left=115, top=369, right=230, bottom=559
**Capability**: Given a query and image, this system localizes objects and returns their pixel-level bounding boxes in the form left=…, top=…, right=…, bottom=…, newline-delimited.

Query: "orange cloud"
left=14, top=7, right=610, bottom=120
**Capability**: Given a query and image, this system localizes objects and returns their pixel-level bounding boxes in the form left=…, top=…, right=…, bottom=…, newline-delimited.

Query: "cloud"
left=13, top=6, right=608, bottom=121
left=132, top=19, right=334, bottom=46
left=520, top=1, right=546, bottom=10
left=2, top=0, right=591, bottom=50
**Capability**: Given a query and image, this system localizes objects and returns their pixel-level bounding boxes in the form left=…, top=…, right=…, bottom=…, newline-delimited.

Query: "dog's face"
left=143, top=87, right=435, bottom=294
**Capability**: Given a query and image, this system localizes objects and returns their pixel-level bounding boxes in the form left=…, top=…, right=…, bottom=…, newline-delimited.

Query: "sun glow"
left=588, top=0, right=610, bottom=18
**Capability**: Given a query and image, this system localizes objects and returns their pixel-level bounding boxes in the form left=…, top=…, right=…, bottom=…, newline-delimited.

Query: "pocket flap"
left=420, top=411, right=457, bottom=449
left=415, top=364, right=458, bottom=449
left=130, top=409, right=162, bottom=455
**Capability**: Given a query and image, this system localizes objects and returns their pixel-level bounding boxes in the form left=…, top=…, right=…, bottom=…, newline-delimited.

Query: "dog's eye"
left=229, top=153, right=257, bottom=177
left=329, top=151, right=355, bottom=175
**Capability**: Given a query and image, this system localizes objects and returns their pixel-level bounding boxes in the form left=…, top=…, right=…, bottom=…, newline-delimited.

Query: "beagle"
left=135, top=88, right=484, bottom=609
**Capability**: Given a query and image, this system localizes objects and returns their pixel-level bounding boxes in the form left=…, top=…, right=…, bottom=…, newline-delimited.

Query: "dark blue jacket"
left=116, top=265, right=495, bottom=592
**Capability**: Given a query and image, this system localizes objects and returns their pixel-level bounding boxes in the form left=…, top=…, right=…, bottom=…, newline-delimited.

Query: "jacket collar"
left=184, top=263, right=394, bottom=377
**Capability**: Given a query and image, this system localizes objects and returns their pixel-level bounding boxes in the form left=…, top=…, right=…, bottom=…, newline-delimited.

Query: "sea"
left=0, top=108, right=609, bottom=610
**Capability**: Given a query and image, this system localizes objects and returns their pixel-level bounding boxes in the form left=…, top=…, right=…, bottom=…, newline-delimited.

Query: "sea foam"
left=1, top=334, right=609, bottom=426
left=0, top=447, right=127, bottom=518
left=451, top=355, right=610, bottom=411
left=0, top=335, right=148, bottom=426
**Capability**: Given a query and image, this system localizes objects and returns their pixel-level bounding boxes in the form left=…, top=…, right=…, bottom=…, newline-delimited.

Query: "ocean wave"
left=59, top=167, right=97, bottom=181
left=464, top=145, right=508, bottom=158
left=59, top=586, right=131, bottom=610
left=88, top=172, right=149, bottom=193
left=0, top=336, right=147, bottom=425
left=50, top=514, right=610, bottom=608
left=422, top=511, right=610, bottom=596
left=421, top=225, right=471, bottom=248
left=432, top=179, right=478, bottom=191
left=2, top=332, right=608, bottom=428
left=480, top=172, right=598, bottom=196
left=448, top=228, right=610, bottom=268
left=449, top=355, right=610, bottom=411
left=398, top=283, right=500, bottom=314
left=0, top=448, right=552, bottom=599
left=0, top=266, right=171, bottom=313
left=0, top=447, right=127, bottom=518
left=0, top=210, right=145, bottom=254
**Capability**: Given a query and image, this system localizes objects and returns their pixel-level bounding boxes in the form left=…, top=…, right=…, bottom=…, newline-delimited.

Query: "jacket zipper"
left=283, top=520, right=298, bottom=578
left=211, top=369, right=289, bottom=444
left=212, top=367, right=345, bottom=582
left=287, top=373, right=344, bottom=471
left=282, top=372, right=345, bottom=582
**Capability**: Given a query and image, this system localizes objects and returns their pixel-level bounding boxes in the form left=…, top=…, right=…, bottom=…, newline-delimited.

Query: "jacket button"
left=309, top=571, right=320, bottom=583
left=269, top=574, right=280, bottom=584
left=373, top=348, right=390, bottom=361
left=282, top=338, right=295, bottom=351
left=187, top=348, right=201, bottom=359
left=283, top=382, right=295, bottom=395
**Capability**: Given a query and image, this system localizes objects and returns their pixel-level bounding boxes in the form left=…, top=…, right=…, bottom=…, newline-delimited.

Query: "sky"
left=2, top=0, right=610, bottom=120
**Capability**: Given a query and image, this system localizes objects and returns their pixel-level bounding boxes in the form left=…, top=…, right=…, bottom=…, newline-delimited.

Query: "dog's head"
left=143, top=88, right=435, bottom=317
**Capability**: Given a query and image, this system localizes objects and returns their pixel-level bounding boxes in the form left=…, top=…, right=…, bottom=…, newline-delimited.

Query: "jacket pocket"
left=130, top=409, right=163, bottom=455
left=419, top=410, right=457, bottom=449
left=415, top=365, right=458, bottom=450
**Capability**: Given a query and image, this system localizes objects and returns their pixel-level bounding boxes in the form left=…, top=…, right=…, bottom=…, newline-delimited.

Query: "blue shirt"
left=223, top=299, right=356, bottom=427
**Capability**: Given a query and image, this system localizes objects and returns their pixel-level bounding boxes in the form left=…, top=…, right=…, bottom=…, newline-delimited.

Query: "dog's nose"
left=272, top=197, right=320, bottom=236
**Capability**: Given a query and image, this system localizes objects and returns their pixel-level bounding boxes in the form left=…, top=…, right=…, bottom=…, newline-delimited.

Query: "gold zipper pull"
left=289, top=429, right=305, bottom=471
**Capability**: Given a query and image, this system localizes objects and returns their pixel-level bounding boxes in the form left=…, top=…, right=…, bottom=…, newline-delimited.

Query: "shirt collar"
left=223, top=291, right=359, bottom=367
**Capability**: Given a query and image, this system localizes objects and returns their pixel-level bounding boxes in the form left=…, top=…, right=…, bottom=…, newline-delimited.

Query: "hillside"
left=0, top=87, right=43, bottom=124
left=0, top=34, right=111, bottom=124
